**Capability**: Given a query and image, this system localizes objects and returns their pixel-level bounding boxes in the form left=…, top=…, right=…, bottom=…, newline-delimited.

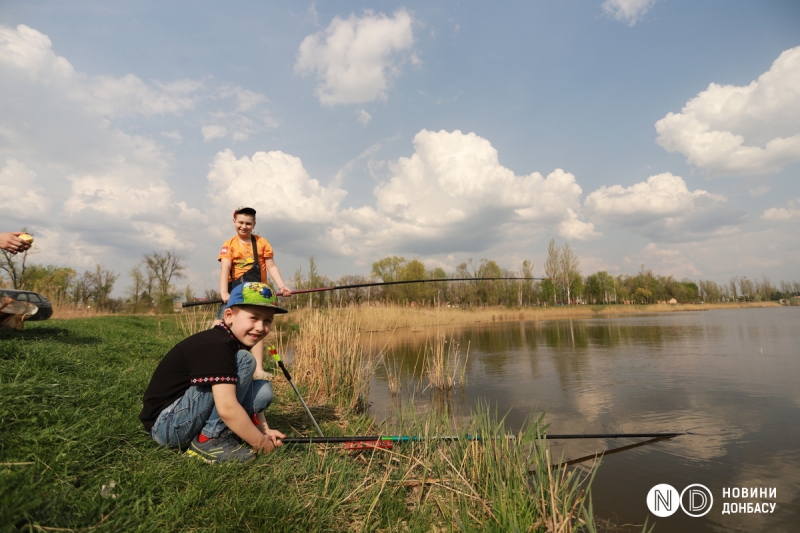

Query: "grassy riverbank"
left=1, top=316, right=601, bottom=532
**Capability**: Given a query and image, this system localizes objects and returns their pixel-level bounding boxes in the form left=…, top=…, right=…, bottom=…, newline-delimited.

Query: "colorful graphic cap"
left=225, top=282, right=288, bottom=314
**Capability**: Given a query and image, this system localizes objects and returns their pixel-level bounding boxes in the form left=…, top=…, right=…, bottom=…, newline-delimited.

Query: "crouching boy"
left=139, top=282, right=287, bottom=463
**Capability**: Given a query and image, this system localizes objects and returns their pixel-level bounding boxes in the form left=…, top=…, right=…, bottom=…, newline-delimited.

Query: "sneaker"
left=186, top=430, right=256, bottom=464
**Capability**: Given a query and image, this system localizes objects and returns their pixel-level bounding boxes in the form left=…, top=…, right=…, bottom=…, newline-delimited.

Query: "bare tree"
left=143, top=251, right=186, bottom=312
left=544, top=239, right=561, bottom=304
left=519, top=260, right=534, bottom=306
left=127, top=265, right=147, bottom=312
left=337, top=275, right=369, bottom=305
left=728, top=276, right=739, bottom=302
left=560, top=243, right=581, bottom=305
left=738, top=276, right=754, bottom=301
left=85, top=264, right=119, bottom=310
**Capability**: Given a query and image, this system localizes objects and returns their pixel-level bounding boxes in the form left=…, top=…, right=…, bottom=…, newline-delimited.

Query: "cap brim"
left=227, top=302, right=288, bottom=314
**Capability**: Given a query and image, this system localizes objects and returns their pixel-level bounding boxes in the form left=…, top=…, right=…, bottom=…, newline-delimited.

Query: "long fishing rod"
left=547, top=435, right=677, bottom=470
left=182, top=277, right=547, bottom=308
left=278, top=432, right=686, bottom=444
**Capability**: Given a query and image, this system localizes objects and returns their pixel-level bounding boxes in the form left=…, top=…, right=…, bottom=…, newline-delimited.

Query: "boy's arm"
left=264, top=257, right=292, bottom=296
left=254, top=411, right=284, bottom=442
left=219, top=258, right=233, bottom=303
left=212, top=383, right=284, bottom=452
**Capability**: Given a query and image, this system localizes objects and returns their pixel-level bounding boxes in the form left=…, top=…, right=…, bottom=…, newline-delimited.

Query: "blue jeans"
left=149, top=349, right=274, bottom=449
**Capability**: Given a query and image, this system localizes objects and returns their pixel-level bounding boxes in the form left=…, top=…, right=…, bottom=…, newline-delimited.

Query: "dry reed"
left=176, top=304, right=217, bottom=338
left=291, top=309, right=379, bottom=411
left=424, top=329, right=469, bottom=391
left=376, top=401, right=598, bottom=531
left=382, top=349, right=402, bottom=396
left=285, top=300, right=780, bottom=334
left=51, top=304, right=114, bottom=319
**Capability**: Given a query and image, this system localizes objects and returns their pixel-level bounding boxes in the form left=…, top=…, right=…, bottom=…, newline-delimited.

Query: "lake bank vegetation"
left=2, top=314, right=606, bottom=532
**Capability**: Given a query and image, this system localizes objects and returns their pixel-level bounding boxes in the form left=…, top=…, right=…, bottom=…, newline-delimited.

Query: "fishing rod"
left=269, top=345, right=325, bottom=437
left=278, top=432, right=686, bottom=445
left=548, top=435, right=677, bottom=470
left=182, top=277, right=546, bottom=308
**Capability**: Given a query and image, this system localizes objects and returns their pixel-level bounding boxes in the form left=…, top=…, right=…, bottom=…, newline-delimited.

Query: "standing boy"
left=140, top=282, right=287, bottom=463
left=216, top=207, right=291, bottom=379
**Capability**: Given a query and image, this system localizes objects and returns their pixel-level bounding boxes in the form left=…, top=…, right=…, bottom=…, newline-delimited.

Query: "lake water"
left=367, top=307, right=800, bottom=532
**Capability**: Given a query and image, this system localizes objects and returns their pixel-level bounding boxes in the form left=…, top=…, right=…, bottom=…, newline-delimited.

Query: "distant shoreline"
left=277, top=301, right=785, bottom=333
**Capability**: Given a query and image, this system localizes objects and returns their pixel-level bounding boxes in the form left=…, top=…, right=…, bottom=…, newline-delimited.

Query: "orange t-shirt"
left=218, top=235, right=274, bottom=283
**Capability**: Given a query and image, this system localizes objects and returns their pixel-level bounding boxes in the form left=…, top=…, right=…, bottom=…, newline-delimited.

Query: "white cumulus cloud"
left=602, top=0, right=656, bottom=26
left=0, top=158, right=51, bottom=217
left=0, top=24, right=200, bottom=118
left=295, top=9, right=415, bottom=105
left=655, top=46, right=800, bottom=175
left=339, top=129, right=596, bottom=255
left=762, top=198, right=800, bottom=221
left=375, top=130, right=584, bottom=226
left=0, top=23, right=220, bottom=269
left=206, top=149, right=348, bottom=225
left=585, top=173, right=741, bottom=241
left=559, top=209, right=601, bottom=241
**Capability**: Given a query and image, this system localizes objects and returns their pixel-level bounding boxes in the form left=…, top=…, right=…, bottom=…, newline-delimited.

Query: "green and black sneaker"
left=186, top=430, right=255, bottom=464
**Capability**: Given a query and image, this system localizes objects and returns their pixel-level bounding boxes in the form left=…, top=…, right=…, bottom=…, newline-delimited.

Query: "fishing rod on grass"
left=181, top=277, right=548, bottom=308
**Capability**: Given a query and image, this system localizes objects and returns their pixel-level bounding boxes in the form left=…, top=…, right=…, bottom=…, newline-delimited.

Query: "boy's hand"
left=221, top=290, right=230, bottom=304
left=278, top=287, right=292, bottom=297
left=258, top=429, right=285, bottom=453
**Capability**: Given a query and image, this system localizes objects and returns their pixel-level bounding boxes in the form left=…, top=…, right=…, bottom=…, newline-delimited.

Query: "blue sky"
left=1, top=0, right=798, bottom=294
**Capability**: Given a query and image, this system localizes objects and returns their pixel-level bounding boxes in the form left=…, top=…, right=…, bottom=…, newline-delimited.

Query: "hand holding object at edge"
left=0, top=232, right=32, bottom=254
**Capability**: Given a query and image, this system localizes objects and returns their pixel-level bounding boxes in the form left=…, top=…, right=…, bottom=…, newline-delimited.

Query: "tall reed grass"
left=291, top=309, right=378, bottom=412
left=425, top=329, right=469, bottom=391
left=285, top=300, right=779, bottom=334
left=175, top=304, right=217, bottom=337
left=375, top=401, right=600, bottom=532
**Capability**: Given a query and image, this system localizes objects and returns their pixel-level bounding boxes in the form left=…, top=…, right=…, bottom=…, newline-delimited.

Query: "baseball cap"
left=225, top=282, right=288, bottom=314
left=234, top=206, right=256, bottom=217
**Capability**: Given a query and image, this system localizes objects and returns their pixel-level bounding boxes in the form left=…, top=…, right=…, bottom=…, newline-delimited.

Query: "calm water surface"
left=367, top=307, right=800, bottom=533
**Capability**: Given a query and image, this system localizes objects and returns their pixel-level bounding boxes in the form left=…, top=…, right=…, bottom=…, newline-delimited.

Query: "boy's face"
left=224, top=305, right=275, bottom=347
left=233, top=214, right=255, bottom=239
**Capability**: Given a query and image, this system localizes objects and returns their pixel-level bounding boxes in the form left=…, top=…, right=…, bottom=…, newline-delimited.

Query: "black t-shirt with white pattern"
left=139, top=325, right=245, bottom=432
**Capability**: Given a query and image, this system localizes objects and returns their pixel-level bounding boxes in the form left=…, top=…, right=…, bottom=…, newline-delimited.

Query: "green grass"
left=1, top=316, right=601, bottom=532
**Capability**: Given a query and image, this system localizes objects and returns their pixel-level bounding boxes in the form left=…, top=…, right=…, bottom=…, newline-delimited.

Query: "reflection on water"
left=368, top=307, right=800, bottom=533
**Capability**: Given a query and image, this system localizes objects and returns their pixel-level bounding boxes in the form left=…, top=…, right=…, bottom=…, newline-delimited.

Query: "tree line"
left=1, top=244, right=188, bottom=313
left=3, top=237, right=798, bottom=313
left=282, top=240, right=799, bottom=309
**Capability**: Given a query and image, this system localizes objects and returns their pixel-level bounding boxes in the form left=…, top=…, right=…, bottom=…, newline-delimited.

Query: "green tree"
left=398, top=258, right=431, bottom=303
left=25, top=265, right=77, bottom=305
left=371, top=255, right=406, bottom=302
left=540, top=279, right=556, bottom=305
